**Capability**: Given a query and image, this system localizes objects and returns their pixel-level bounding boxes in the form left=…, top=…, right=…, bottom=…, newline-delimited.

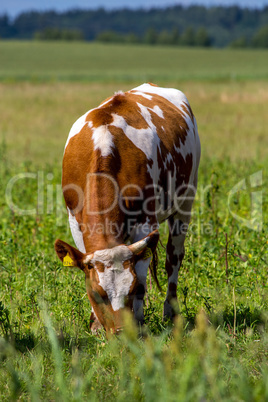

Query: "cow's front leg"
left=164, top=218, right=187, bottom=321
left=133, top=257, right=152, bottom=325
left=90, top=308, right=102, bottom=333
left=130, top=223, right=156, bottom=326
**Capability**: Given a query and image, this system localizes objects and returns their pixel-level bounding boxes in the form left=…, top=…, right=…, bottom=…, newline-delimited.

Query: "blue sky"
left=1, top=0, right=268, bottom=17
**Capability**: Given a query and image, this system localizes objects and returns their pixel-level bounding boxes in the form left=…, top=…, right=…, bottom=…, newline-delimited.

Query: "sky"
left=1, top=0, right=268, bottom=18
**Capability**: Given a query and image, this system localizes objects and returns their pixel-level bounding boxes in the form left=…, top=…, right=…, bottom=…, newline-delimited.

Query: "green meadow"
left=1, top=41, right=268, bottom=83
left=0, top=41, right=267, bottom=400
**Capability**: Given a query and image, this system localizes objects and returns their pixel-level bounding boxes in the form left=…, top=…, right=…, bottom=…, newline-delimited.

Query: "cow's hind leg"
left=163, top=216, right=188, bottom=321
left=163, top=171, right=198, bottom=322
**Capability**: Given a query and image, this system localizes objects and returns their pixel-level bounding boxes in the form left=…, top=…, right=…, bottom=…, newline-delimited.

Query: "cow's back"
left=63, top=83, right=200, bottom=236
left=64, top=84, right=199, bottom=185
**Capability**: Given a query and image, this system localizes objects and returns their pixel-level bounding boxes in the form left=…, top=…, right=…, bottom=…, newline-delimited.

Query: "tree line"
left=95, top=27, right=212, bottom=47
left=1, top=5, right=268, bottom=48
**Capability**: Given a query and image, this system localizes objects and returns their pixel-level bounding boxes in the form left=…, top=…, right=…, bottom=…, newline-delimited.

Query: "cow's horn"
left=128, top=236, right=151, bottom=255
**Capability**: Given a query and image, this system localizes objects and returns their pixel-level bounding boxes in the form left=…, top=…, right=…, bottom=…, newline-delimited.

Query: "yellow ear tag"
left=63, top=253, right=75, bottom=267
left=143, top=248, right=152, bottom=260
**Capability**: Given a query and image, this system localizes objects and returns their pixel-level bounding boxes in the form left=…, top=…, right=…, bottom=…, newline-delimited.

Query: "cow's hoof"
left=163, top=300, right=178, bottom=324
left=90, top=312, right=103, bottom=334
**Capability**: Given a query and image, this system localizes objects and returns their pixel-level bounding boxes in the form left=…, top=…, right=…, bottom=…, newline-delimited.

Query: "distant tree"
left=34, top=28, right=84, bottom=41
left=251, top=25, right=268, bottom=48
left=1, top=6, right=267, bottom=47
left=96, top=30, right=123, bottom=43
left=170, top=28, right=180, bottom=45
left=61, top=29, right=84, bottom=41
left=195, top=27, right=211, bottom=47
left=158, top=30, right=172, bottom=45
left=125, top=32, right=140, bottom=44
left=0, top=14, right=15, bottom=38
left=180, top=27, right=195, bottom=46
left=144, top=28, right=158, bottom=45
left=229, top=36, right=248, bottom=48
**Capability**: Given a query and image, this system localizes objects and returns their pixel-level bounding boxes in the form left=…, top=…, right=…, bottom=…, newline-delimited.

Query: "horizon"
left=1, top=0, right=268, bottom=18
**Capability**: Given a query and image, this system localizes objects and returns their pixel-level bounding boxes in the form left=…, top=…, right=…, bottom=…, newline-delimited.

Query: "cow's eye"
left=85, top=262, right=94, bottom=269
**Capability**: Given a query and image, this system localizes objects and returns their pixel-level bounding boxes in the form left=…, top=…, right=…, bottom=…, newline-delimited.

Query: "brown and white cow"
left=54, top=83, right=201, bottom=335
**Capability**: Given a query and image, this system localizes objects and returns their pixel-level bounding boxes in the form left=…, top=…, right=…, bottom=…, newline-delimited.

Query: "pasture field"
left=0, top=42, right=268, bottom=400
left=1, top=41, right=268, bottom=83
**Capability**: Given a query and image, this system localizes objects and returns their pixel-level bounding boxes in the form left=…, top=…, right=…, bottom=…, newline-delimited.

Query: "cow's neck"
left=82, top=169, right=124, bottom=253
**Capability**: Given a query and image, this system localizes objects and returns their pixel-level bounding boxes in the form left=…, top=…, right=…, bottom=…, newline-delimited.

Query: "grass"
left=0, top=41, right=268, bottom=400
left=0, top=143, right=267, bottom=400
left=1, top=41, right=268, bottom=83
left=1, top=81, right=268, bottom=164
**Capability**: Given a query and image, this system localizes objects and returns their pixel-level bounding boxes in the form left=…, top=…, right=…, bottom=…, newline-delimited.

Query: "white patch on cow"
left=91, top=245, right=132, bottom=265
left=64, top=111, right=89, bottom=149
left=97, top=267, right=134, bottom=311
left=163, top=152, right=173, bottom=169
left=131, top=91, right=152, bottom=100
left=128, top=84, right=201, bottom=223
left=90, top=245, right=134, bottom=311
left=67, top=207, right=86, bottom=253
left=133, top=83, right=188, bottom=111
left=111, top=112, right=159, bottom=160
left=173, top=114, right=200, bottom=180
left=114, top=90, right=125, bottom=96
left=151, top=105, right=164, bottom=119
left=92, top=125, right=114, bottom=157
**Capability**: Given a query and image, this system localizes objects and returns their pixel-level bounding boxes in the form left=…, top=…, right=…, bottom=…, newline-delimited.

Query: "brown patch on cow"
left=166, top=239, right=179, bottom=276
left=168, top=217, right=184, bottom=236
left=175, top=153, right=193, bottom=196
left=90, top=310, right=103, bottom=332
left=181, top=101, right=194, bottom=122
left=148, top=82, right=158, bottom=87
left=86, top=107, right=114, bottom=127
left=130, top=92, right=190, bottom=149
left=62, top=124, right=94, bottom=214
left=94, top=261, right=105, bottom=272
left=135, top=283, right=145, bottom=300
left=123, top=260, right=131, bottom=269
left=178, top=252, right=185, bottom=262
left=168, top=282, right=177, bottom=299
left=88, top=92, right=149, bottom=131
left=155, top=146, right=175, bottom=213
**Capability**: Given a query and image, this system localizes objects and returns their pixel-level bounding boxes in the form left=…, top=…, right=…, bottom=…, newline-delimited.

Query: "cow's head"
left=54, top=230, right=159, bottom=335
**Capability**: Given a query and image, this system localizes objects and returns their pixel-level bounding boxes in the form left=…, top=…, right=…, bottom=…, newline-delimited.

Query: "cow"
left=54, top=83, right=201, bottom=335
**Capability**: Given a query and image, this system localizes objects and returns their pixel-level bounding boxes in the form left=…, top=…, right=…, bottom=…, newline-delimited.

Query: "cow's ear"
left=54, top=239, right=85, bottom=270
